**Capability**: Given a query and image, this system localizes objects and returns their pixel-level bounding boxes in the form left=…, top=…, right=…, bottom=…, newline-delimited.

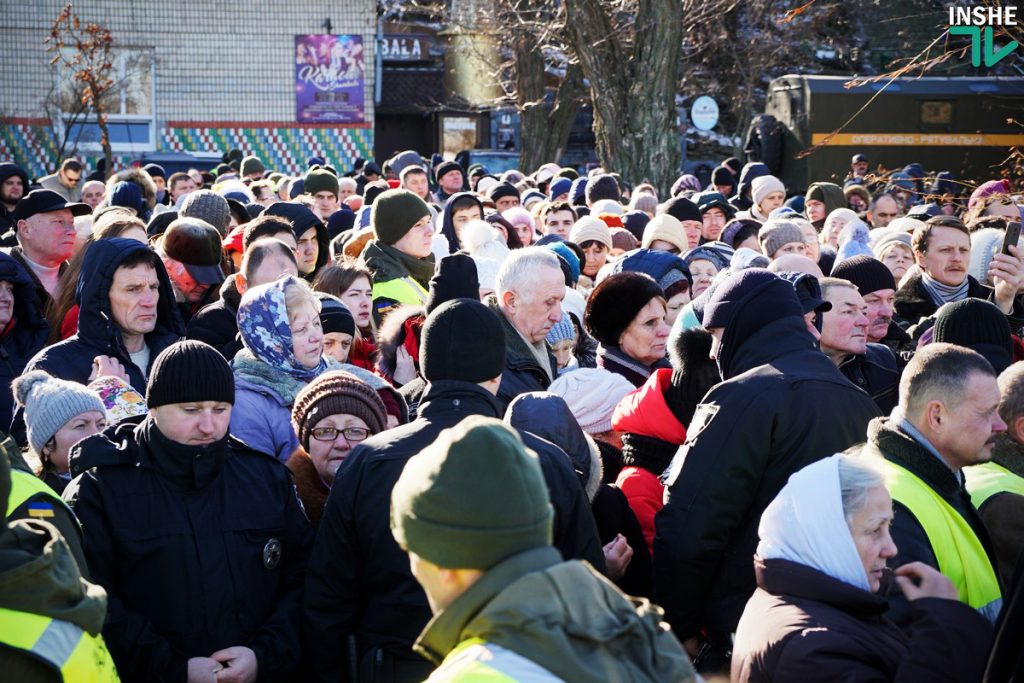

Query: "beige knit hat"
left=569, top=216, right=612, bottom=249
left=641, top=214, right=688, bottom=253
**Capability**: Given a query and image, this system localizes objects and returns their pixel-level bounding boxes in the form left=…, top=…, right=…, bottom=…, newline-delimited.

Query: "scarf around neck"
left=921, top=271, right=969, bottom=307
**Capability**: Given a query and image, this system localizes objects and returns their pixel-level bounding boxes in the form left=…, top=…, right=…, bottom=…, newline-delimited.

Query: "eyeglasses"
left=311, top=426, right=371, bottom=442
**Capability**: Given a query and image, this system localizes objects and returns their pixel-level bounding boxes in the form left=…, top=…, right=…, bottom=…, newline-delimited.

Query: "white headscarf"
left=757, top=456, right=871, bottom=592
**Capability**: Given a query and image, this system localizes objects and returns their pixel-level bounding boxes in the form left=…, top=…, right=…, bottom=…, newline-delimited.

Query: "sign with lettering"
left=381, top=34, right=433, bottom=62
left=295, top=35, right=366, bottom=123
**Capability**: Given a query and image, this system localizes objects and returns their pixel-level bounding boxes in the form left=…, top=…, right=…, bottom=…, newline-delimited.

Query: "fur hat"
left=585, top=271, right=664, bottom=347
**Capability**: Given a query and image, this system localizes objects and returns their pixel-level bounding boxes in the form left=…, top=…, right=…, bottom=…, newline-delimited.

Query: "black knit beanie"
left=620, top=433, right=678, bottom=476
left=317, top=293, right=356, bottom=336
left=661, top=197, right=702, bottom=224
left=420, top=298, right=506, bottom=383
left=426, top=254, right=480, bottom=315
left=487, top=182, right=520, bottom=204
left=585, top=272, right=664, bottom=347
left=291, top=370, right=388, bottom=450
left=933, top=298, right=1013, bottom=373
left=146, top=340, right=235, bottom=408
left=371, top=189, right=431, bottom=245
left=830, top=255, right=896, bottom=295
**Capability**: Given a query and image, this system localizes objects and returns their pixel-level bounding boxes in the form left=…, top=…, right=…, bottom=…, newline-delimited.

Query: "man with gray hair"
left=965, top=361, right=1024, bottom=581
left=489, top=247, right=564, bottom=408
left=864, top=342, right=1004, bottom=626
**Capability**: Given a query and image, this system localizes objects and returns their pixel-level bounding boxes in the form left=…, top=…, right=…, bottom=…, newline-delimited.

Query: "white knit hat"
left=640, top=214, right=687, bottom=253
left=969, top=227, right=1006, bottom=286
left=751, top=175, right=785, bottom=209
left=548, top=368, right=636, bottom=433
left=569, top=216, right=613, bottom=250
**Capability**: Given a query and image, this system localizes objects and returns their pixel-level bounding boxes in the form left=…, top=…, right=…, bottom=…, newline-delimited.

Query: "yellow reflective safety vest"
left=373, top=277, right=429, bottom=307
left=427, top=638, right=560, bottom=682
left=6, top=469, right=69, bottom=520
left=885, top=460, right=1003, bottom=622
left=965, top=461, right=1024, bottom=509
left=0, top=607, right=120, bottom=681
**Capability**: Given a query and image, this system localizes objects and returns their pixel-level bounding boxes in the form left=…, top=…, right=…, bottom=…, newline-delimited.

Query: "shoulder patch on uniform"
left=27, top=501, right=55, bottom=518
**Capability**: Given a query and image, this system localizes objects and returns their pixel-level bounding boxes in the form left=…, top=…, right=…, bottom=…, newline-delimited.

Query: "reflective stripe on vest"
left=6, top=470, right=70, bottom=519
left=428, top=638, right=562, bottom=682
left=964, top=461, right=1024, bottom=510
left=885, top=460, right=1003, bottom=622
left=0, top=607, right=120, bottom=681
left=373, top=277, right=429, bottom=306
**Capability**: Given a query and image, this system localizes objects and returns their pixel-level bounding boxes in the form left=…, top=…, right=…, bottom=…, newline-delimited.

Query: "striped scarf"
left=920, top=271, right=969, bottom=307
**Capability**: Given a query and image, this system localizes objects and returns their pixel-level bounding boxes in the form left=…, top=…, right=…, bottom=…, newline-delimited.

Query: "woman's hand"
left=894, top=562, right=959, bottom=601
left=89, top=355, right=129, bottom=383
left=602, top=533, right=633, bottom=581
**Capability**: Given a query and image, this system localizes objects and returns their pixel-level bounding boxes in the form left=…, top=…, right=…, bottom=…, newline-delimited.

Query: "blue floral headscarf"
left=237, top=276, right=328, bottom=382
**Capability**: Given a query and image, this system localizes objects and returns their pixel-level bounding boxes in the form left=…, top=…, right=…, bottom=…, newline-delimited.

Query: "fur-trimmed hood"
left=104, top=166, right=158, bottom=211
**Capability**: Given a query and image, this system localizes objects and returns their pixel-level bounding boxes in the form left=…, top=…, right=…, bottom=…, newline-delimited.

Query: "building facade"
left=0, top=0, right=376, bottom=178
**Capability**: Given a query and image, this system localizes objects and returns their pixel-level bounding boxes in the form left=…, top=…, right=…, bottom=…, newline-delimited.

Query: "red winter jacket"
left=612, top=368, right=688, bottom=553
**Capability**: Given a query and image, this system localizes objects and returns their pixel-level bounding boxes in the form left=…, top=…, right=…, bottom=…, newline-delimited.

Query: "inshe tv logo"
left=949, top=5, right=1019, bottom=67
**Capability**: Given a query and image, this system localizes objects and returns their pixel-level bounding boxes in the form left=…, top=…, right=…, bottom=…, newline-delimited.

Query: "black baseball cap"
left=851, top=153, right=869, bottom=163
left=13, top=189, right=90, bottom=222
left=160, top=218, right=225, bottom=285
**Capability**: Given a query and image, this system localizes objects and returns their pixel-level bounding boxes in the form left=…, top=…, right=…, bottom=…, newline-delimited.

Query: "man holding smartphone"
left=894, top=215, right=1024, bottom=330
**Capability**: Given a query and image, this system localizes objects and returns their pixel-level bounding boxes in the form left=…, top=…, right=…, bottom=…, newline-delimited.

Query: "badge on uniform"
left=263, top=538, right=282, bottom=570
left=27, top=501, right=55, bottom=518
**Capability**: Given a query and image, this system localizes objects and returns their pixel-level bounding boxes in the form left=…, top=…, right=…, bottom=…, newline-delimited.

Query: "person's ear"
left=236, top=272, right=248, bottom=295
left=501, top=289, right=516, bottom=312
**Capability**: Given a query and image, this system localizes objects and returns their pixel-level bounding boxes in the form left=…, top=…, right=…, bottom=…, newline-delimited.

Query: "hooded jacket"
left=653, top=283, right=880, bottom=642
left=303, top=380, right=605, bottom=682
left=437, top=191, right=483, bottom=254
left=0, top=253, right=49, bottom=430
left=732, top=557, right=991, bottom=682
left=22, top=239, right=183, bottom=392
left=731, top=163, right=771, bottom=210
left=416, top=547, right=695, bottom=683
left=805, top=182, right=848, bottom=231
left=0, top=515, right=112, bottom=681
left=0, top=163, right=30, bottom=240
left=63, top=417, right=314, bottom=682
left=186, top=274, right=244, bottom=360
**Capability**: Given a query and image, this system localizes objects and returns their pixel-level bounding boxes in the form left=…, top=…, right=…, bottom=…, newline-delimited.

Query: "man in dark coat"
left=187, top=238, right=298, bottom=360
left=818, top=276, right=900, bottom=414
left=0, top=162, right=29, bottom=244
left=864, top=343, right=1005, bottom=627
left=304, top=299, right=605, bottom=683
left=488, top=247, right=563, bottom=409
left=653, top=269, right=880, bottom=671
left=23, top=238, right=182, bottom=391
left=63, top=341, right=313, bottom=682
left=0, top=253, right=48, bottom=430
left=831, top=254, right=913, bottom=361
left=894, top=215, right=1024, bottom=333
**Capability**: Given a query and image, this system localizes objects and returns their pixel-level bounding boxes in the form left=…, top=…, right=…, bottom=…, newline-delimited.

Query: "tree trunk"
left=562, top=0, right=683, bottom=196
left=514, top=35, right=583, bottom=171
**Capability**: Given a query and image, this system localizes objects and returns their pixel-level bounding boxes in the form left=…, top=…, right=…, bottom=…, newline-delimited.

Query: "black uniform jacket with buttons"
left=63, top=418, right=314, bottom=682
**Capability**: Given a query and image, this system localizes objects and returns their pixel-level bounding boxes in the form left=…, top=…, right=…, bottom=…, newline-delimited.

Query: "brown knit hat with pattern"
left=291, top=371, right=388, bottom=450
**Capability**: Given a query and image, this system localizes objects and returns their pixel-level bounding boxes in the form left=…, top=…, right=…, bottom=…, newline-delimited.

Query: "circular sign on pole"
left=690, top=96, right=719, bottom=131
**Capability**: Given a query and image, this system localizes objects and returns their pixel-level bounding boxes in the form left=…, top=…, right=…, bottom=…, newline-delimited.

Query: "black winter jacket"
left=732, top=558, right=992, bottom=682
left=63, top=418, right=313, bottom=682
left=894, top=271, right=1024, bottom=333
left=839, top=343, right=900, bottom=415
left=653, top=315, right=880, bottom=641
left=303, top=380, right=605, bottom=682
left=0, top=252, right=48, bottom=430
left=186, top=275, right=244, bottom=360
left=864, top=417, right=1002, bottom=627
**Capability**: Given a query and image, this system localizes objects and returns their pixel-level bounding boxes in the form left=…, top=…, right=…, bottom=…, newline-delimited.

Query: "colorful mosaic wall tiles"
left=1, top=121, right=373, bottom=178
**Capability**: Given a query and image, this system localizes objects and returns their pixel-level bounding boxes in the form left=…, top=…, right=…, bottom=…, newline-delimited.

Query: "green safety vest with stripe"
left=6, top=469, right=70, bottom=521
left=0, top=607, right=120, bottom=681
left=427, top=638, right=561, bottom=682
left=885, top=460, right=1003, bottom=622
left=964, top=461, right=1024, bottom=510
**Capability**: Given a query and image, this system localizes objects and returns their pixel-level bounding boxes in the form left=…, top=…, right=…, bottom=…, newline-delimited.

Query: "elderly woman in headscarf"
left=231, top=275, right=330, bottom=461
left=731, top=453, right=992, bottom=682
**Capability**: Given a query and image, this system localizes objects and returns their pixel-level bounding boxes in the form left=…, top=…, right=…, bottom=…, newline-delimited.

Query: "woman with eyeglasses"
left=288, top=370, right=388, bottom=528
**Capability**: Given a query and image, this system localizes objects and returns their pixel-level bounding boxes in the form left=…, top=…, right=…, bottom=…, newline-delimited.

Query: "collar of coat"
left=755, top=556, right=889, bottom=617
left=991, top=433, right=1024, bottom=479
left=866, top=416, right=961, bottom=496
left=414, top=546, right=562, bottom=665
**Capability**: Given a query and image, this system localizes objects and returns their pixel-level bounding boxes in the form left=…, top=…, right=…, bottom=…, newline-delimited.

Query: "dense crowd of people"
left=0, top=146, right=1023, bottom=682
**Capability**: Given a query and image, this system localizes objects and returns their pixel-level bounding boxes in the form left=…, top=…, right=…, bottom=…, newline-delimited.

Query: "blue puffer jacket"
left=0, top=252, right=49, bottom=429
left=22, top=238, right=183, bottom=391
